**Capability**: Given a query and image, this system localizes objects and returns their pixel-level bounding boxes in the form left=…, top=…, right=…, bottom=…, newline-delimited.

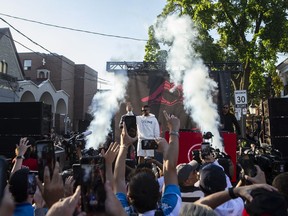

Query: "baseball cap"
left=177, top=160, right=199, bottom=186
left=199, top=163, right=226, bottom=195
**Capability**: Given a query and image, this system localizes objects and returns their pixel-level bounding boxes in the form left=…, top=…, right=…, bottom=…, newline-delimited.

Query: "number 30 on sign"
left=234, top=90, right=247, bottom=108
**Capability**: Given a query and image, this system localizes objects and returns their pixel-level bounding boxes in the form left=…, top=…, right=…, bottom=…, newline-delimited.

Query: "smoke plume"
left=86, top=71, right=128, bottom=149
left=154, top=14, right=222, bottom=149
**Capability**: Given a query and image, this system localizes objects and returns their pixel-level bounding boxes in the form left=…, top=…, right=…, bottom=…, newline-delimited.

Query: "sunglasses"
left=223, top=107, right=229, bottom=109
left=141, top=109, right=148, bottom=112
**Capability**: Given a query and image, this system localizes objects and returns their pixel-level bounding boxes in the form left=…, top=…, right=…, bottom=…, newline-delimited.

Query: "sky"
left=0, top=0, right=287, bottom=89
left=0, top=0, right=166, bottom=88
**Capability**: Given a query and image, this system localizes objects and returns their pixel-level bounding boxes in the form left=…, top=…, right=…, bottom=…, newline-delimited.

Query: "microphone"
left=76, top=131, right=92, bottom=139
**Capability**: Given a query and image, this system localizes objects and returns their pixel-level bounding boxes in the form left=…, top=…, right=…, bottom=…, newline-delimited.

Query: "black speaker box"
left=271, top=137, right=288, bottom=158
left=268, top=98, right=288, bottom=117
left=0, top=102, right=51, bottom=136
left=269, top=117, right=288, bottom=137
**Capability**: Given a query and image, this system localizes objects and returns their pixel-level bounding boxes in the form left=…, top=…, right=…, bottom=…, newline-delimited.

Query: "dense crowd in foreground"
left=0, top=110, right=287, bottom=216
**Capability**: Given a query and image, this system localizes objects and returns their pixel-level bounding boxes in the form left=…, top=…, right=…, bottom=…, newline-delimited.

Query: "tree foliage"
left=144, top=0, right=288, bottom=100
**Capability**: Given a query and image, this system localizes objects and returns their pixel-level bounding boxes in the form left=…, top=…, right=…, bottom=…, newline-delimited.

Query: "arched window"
left=39, top=71, right=45, bottom=78
left=37, top=69, right=50, bottom=79
left=0, top=60, right=8, bottom=73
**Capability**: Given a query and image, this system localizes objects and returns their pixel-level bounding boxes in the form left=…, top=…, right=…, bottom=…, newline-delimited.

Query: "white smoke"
left=86, top=71, right=128, bottom=149
left=154, top=14, right=222, bottom=149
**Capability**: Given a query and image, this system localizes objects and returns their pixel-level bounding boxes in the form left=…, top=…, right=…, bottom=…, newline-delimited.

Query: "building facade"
left=277, top=58, right=288, bottom=97
left=18, top=53, right=98, bottom=133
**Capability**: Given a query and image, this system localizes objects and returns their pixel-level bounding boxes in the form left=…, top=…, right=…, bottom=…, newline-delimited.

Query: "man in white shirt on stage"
left=136, top=105, right=160, bottom=164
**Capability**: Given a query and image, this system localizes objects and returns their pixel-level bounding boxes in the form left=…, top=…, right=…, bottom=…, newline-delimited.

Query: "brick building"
left=18, top=53, right=98, bottom=134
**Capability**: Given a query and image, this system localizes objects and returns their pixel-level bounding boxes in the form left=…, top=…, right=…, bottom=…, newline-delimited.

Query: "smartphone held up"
left=124, top=116, right=137, bottom=138
left=141, top=140, right=158, bottom=150
left=80, top=155, right=106, bottom=214
left=35, top=140, right=55, bottom=181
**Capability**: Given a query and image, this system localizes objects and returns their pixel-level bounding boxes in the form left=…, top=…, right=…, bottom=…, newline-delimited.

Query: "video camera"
left=63, top=131, right=92, bottom=150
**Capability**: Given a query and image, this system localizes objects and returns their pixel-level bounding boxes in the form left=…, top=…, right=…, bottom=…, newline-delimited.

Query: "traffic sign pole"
left=234, top=90, right=247, bottom=138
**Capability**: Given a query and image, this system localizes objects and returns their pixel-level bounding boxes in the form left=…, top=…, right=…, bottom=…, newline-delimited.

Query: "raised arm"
left=195, top=183, right=277, bottom=209
left=114, top=123, right=137, bottom=193
left=102, top=142, right=119, bottom=190
left=159, top=111, right=180, bottom=186
left=11, top=137, right=30, bottom=175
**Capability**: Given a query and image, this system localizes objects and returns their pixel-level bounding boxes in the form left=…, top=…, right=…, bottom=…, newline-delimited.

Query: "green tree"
left=145, top=0, right=288, bottom=99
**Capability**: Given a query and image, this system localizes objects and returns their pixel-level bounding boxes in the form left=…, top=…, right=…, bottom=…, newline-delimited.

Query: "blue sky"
left=0, top=0, right=166, bottom=84
left=1, top=0, right=286, bottom=87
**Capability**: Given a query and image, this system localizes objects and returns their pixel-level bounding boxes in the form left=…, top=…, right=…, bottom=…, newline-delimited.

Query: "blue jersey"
left=116, top=184, right=182, bottom=216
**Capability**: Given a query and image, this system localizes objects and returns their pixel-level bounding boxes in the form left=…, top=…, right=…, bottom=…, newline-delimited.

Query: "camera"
left=200, top=142, right=213, bottom=159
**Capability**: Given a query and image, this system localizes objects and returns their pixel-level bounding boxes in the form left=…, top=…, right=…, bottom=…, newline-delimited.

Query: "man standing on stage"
left=119, top=102, right=137, bottom=160
left=136, top=105, right=160, bottom=164
left=119, top=102, right=135, bottom=129
left=220, top=104, right=241, bottom=135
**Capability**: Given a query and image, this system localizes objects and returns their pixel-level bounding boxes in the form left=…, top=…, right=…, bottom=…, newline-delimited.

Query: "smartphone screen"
left=141, top=140, right=158, bottom=150
left=124, top=116, right=137, bottom=138
left=81, top=156, right=106, bottom=214
left=36, top=140, right=55, bottom=182
left=0, top=156, right=7, bottom=203
left=72, top=164, right=81, bottom=187
left=27, top=172, right=37, bottom=195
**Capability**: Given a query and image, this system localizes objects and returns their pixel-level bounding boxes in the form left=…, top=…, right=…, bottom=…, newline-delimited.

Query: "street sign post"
left=234, top=90, right=247, bottom=138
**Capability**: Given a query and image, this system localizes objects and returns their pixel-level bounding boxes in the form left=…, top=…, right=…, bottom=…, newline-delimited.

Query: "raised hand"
left=16, top=137, right=31, bottom=157
left=37, top=162, right=64, bottom=208
left=102, top=142, right=120, bottom=165
left=163, top=110, right=180, bottom=132
left=46, top=186, right=86, bottom=216
left=244, top=165, right=266, bottom=184
left=121, top=122, right=138, bottom=147
left=64, top=176, right=75, bottom=197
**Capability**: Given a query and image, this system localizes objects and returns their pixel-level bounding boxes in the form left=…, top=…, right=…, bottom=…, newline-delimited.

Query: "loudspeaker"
left=268, top=98, right=288, bottom=117
left=271, top=137, right=288, bottom=158
left=267, top=99, right=288, bottom=157
left=0, top=102, right=51, bottom=136
left=269, top=117, right=288, bottom=137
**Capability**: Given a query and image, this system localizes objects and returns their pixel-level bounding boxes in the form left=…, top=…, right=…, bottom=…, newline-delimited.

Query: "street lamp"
left=249, top=103, right=257, bottom=132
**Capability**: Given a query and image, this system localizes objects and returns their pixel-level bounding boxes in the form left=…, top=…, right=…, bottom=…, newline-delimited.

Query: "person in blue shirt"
left=9, top=168, right=35, bottom=216
left=114, top=110, right=182, bottom=216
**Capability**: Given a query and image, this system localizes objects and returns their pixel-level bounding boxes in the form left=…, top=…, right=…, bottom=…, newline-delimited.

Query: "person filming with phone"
left=136, top=105, right=160, bottom=164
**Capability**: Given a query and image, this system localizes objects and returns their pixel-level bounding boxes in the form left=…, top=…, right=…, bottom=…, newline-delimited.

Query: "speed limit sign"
left=234, top=90, right=247, bottom=108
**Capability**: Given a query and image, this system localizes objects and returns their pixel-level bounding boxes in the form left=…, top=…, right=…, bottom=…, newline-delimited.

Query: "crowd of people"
left=0, top=103, right=287, bottom=216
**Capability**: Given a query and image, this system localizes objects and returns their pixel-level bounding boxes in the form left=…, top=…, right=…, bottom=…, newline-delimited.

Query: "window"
left=24, top=60, right=32, bottom=70
left=37, top=69, right=50, bottom=79
left=0, top=60, right=8, bottom=73
left=39, top=71, right=45, bottom=78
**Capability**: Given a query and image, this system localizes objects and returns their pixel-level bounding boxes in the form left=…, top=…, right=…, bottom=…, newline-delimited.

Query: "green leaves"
left=144, top=0, right=288, bottom=100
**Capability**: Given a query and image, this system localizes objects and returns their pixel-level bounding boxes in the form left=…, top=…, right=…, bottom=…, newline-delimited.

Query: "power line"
left=0, top=20, right=110, bottom=83
left=0, top=12, right=148, bottom=42
left=0, top=17, right=79, bottom=70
